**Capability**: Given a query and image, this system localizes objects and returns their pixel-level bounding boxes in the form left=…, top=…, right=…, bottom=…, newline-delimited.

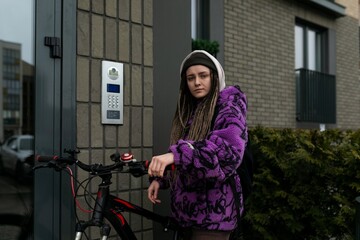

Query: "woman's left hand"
left=148, top=152, right=174, bottom=177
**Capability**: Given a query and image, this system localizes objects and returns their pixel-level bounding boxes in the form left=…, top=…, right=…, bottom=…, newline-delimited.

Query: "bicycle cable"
left=64, top=167, right=95, bottom=240
left=66, top=166, right=94, bottom=213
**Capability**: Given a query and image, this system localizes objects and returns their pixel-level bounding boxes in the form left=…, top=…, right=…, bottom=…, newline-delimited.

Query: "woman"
left=148, top=50, right=248, bottom=240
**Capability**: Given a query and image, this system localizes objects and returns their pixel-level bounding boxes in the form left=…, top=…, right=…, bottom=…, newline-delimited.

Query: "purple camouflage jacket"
left=157, top=85, right=247, bottom=231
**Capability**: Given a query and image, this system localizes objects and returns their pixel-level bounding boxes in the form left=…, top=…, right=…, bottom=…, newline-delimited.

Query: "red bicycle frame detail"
left=110, top=209, right=126, bottom=226
left=113, top=198, right=135, bottom=209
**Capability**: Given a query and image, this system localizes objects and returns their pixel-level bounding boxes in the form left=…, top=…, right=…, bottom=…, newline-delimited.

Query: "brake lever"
left=32, top=160, right=67, bottom=172
left=33, top=164, right=48, bottom=171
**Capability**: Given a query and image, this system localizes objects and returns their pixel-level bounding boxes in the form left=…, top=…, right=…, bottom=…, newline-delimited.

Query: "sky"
left=0, top=0, right=34, bottom=64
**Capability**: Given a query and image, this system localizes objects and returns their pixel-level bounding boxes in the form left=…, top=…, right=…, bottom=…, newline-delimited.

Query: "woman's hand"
left=147, top=180, right=161, bottom=204
left=148, top=152, right=174, bottom=177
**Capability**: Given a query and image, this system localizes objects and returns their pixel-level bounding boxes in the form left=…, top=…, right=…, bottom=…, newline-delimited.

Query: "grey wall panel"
left=59, top=0, right=77, bottom=238
left=153, top=0, right=191, bottom=238
left=210, top=0, right=225, bottom=64
left=34, top=0, right=60, bottom=239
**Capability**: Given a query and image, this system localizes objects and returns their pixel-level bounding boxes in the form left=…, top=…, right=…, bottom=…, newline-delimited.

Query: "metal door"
left=34, top=0, right=76, bottom=239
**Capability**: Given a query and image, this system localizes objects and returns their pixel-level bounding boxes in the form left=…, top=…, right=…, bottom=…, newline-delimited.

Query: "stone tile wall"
left=76, top=0, right=154, bottom=239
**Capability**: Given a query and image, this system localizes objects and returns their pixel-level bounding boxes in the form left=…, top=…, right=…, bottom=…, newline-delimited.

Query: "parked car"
left=0, top=135, right=34, bottom=181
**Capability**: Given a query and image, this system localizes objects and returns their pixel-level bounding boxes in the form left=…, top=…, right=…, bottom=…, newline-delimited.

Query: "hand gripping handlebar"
left=34, top=150, right=175, bottom=177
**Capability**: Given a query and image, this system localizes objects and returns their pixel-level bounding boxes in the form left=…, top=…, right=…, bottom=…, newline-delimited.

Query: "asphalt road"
left=0, top=174, right=33, bottom=215
left=0, top=175, right=33, bottom=240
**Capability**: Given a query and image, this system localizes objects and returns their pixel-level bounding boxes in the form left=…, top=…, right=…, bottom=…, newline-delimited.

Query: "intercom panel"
left=101, top=61, right=123, bottom=125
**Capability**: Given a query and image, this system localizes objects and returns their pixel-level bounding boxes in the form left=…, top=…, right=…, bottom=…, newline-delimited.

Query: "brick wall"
left=224, top=0, right=296, bottom=128
left=76, top=0, right=154, bottom=239
left=335, top=16, right=360, bottom=129
left=337, top=0, right=358, bottom=19
left=224, top=0, right=359, bottom=129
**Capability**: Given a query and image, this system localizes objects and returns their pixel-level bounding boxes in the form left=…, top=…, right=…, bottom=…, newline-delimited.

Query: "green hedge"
left=192, top=39, right=219, bottom=57
left=242, top=126, right=360, bottom=240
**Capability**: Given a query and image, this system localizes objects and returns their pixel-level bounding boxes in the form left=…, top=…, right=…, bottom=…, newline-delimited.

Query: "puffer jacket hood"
left=179, top=50, right=226, bottom=91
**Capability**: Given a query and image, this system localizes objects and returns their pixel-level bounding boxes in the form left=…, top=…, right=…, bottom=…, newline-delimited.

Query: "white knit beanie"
left=180, top=50, right=226, bottom=91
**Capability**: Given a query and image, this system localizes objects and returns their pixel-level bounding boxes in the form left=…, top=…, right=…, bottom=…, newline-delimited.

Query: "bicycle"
left=34, top=149, right=179, bottom=240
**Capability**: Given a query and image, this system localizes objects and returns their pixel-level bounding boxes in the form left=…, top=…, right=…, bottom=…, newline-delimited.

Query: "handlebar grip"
left=36, top=155, right=59, bottom=162
left=144, top=160, right=150, bottom=169
left=169, top=164, right=175, bottom=171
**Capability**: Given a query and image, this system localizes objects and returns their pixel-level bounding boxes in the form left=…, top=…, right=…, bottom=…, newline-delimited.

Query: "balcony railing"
left=296, top=68, right=336, bottom=123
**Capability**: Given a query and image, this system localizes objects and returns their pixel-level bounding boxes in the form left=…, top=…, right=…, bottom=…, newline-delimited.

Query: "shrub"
left=192, top=39, right=219, bottom=57
left=242, top=126, right=360, bottom=240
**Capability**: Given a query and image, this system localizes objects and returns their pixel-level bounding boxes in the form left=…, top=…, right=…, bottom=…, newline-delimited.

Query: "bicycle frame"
left=74, top=172, right=178, bottom=240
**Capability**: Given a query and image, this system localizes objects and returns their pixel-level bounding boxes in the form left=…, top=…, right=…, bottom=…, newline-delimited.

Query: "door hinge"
left=44, top=37, right=62, bottom=58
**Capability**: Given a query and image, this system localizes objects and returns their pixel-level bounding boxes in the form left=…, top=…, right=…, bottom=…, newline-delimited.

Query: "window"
left=295, top=22, right=326, bottom=71
left=295, top=19, right=336, bottom=124
left=2, top=47, right=21, bottom=126
left=191, top=0, right=210, bottom=40
left=19, top=138, right=34, bottom=151
left=7, top=137, right=17, bottom=149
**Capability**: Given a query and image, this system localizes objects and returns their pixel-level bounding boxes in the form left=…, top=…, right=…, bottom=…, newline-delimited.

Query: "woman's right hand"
left=148, top=152, right=174, bottom=177
left=147, top=180, right=161, bottom=204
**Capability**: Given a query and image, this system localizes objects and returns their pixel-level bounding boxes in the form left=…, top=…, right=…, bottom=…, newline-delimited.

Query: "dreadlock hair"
left=170, top=69, right=220, bottom=145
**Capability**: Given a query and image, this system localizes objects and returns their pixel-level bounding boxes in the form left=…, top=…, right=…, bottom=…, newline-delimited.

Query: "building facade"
left=17, top=0, right=358, bottom=239
left=72, top=0, right=359, bottom=239
left=0, top=40, right=23, bottom=142
left=223, top=0, right=359, bottom=130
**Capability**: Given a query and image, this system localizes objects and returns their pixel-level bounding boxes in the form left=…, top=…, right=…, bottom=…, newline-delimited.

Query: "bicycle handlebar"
left=34, top=150, right=174, bottom=177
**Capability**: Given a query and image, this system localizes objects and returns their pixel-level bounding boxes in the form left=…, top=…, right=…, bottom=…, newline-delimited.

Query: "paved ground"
left=0, top=174, right=33, bottom=240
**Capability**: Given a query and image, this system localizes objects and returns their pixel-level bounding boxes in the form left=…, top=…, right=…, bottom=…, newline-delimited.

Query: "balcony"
left=296, top=68, right=336, bottom=123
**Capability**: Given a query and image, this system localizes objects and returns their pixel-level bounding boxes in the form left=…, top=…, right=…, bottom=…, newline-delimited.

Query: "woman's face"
left=186, top=65, right=212, bottom=99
